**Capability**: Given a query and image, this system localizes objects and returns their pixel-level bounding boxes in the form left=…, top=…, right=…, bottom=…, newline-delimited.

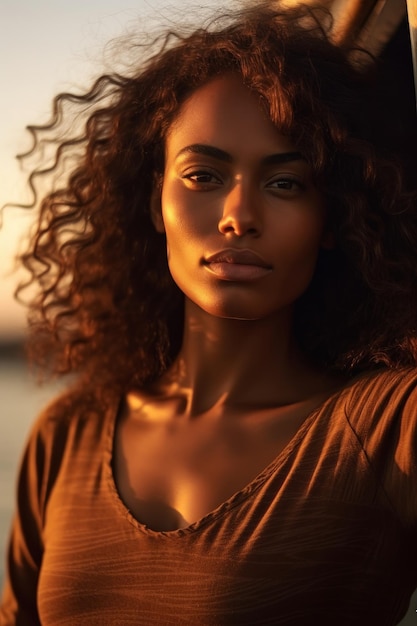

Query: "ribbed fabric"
left=1, top=368, right=416, bottom=625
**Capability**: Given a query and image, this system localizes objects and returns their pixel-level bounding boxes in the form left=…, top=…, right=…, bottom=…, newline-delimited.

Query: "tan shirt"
left=1, top=368, right=417, bottom=625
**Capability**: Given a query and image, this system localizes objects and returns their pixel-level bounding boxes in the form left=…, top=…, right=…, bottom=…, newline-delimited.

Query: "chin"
left=198, top=300, right=272, bottom=322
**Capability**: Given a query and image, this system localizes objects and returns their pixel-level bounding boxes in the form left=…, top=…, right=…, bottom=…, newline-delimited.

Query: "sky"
left=0, top=0, right=226, bottom=338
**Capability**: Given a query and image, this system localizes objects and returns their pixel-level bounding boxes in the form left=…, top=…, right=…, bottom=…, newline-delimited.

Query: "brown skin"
left=113, top=76, right=344, bottom=532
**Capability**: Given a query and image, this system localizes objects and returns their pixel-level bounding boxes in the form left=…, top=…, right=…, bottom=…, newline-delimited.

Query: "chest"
left=38, top=393, right=416, bottom=624
left=41, top=458, right=412, bottom=626
left=112, top=401, right=317, bottom=531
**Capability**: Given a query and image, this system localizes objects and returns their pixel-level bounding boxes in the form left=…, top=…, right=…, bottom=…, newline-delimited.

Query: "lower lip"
left=204, top=262, right=272, bottom=281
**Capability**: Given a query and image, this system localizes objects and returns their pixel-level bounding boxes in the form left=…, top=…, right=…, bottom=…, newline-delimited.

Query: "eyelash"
left=181, top=170, right=306, bottom=193
left=182, top=170, right=222, bottom=186
left=267, top=177, right=305, bottom=192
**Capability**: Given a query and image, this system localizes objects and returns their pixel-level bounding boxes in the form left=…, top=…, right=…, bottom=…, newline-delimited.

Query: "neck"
left=159, top=299, right=327, bottom=415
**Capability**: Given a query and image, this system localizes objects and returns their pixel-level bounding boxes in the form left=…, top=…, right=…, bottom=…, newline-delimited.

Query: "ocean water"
left=0, top=356, right=416, bottom=624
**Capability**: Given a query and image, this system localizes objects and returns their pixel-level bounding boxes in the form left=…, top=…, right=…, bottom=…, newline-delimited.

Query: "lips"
left=204, top=248, right=271, bottom=267
left=203, top=248, right=272, bottom=281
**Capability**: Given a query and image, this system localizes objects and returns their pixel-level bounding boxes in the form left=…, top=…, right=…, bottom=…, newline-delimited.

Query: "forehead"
left=165, top=74, right=296, bottom=160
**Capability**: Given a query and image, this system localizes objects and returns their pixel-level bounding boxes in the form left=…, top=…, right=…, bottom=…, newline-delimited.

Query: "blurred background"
left=0, top=1, right=416, bottom=623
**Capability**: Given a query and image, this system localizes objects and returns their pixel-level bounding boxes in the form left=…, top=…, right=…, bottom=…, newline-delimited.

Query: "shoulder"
left=17, top=385, right=121, bottom=521
left=312, top=367, right=417, bottom=453
left=31, top=384, right=120, bottom=440
left=342, top=367, right=417, bottom=417
left=339, top=367, right=417, bottom=444
left=21, top=385, right=120, bottom=487
left=341, top=368, right=417, bottom=524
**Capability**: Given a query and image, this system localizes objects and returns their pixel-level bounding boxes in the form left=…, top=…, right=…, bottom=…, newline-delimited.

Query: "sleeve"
left=392, top=378, right=417, bottom=527
left=358, top=369, right=417, bottom=530
left=0, top=414, right=53, bottom=626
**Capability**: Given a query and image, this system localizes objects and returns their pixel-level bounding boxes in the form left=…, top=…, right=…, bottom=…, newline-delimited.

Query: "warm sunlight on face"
left=156, top=74, right=329, bottom=321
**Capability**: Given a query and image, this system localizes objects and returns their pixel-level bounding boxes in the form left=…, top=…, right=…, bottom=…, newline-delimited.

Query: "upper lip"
left=204, top=248, right=271, bottom=268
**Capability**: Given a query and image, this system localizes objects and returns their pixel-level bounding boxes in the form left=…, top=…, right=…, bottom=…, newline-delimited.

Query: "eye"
left=182, top=169, right=223, bottom=188
left=266, top=176, right=305, bottom=194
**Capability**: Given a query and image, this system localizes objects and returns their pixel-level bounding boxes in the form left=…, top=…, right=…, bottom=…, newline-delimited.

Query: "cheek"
left=161, top=183, right=213, bottom=252
left=162, top=210, right=194, bottom=260
left=273, top=214, right=326, bottom=290
left=278, top=209, right=326, bottom=256
left=161, top=187, right=184, bottom=260
left=162, top=183, right=189, bottom=236
left=161, top=198, right=199, bottom=278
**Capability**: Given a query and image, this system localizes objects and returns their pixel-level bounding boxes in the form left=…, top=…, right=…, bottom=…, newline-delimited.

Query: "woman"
left=1, top=3, right=417, bottom=624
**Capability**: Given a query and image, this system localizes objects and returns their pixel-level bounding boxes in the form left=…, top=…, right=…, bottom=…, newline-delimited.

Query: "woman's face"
left=154, top=74, right=330, bottom=321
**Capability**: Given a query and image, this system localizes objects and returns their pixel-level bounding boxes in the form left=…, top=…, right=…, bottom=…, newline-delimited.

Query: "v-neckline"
left=105, top=377, right=357, bottom=537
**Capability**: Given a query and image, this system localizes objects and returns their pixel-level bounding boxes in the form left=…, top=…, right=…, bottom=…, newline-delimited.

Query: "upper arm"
left=0, top=415, right=53, bottom=625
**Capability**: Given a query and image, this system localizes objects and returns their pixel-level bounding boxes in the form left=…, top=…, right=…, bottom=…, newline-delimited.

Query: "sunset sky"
left=0, top=0, right=225, bottom=338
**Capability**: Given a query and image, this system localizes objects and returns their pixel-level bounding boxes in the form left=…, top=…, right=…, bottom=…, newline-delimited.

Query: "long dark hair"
left=13, top=2, right=417, bottom=392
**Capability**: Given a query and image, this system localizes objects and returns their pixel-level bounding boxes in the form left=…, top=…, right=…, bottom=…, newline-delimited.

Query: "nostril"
left=219, top=224, right=236, bottom=233
left=218, top=222, right=260, bottom=237
left=217, top=200, right=262, bottom=236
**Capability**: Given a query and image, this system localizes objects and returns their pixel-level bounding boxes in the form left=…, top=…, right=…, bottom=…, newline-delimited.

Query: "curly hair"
left=13, top=1, right=417, bottom=392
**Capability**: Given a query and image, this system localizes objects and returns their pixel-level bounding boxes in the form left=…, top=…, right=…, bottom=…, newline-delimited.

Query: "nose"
left=218, top=180, right=261, bottom=237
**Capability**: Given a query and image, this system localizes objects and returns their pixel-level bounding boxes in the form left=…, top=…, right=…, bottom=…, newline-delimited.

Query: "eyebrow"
left=175, top=143, right=304, bottom=165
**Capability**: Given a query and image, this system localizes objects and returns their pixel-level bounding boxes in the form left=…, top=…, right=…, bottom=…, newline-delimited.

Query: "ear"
left=150, top=179, right=165, bottom=234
